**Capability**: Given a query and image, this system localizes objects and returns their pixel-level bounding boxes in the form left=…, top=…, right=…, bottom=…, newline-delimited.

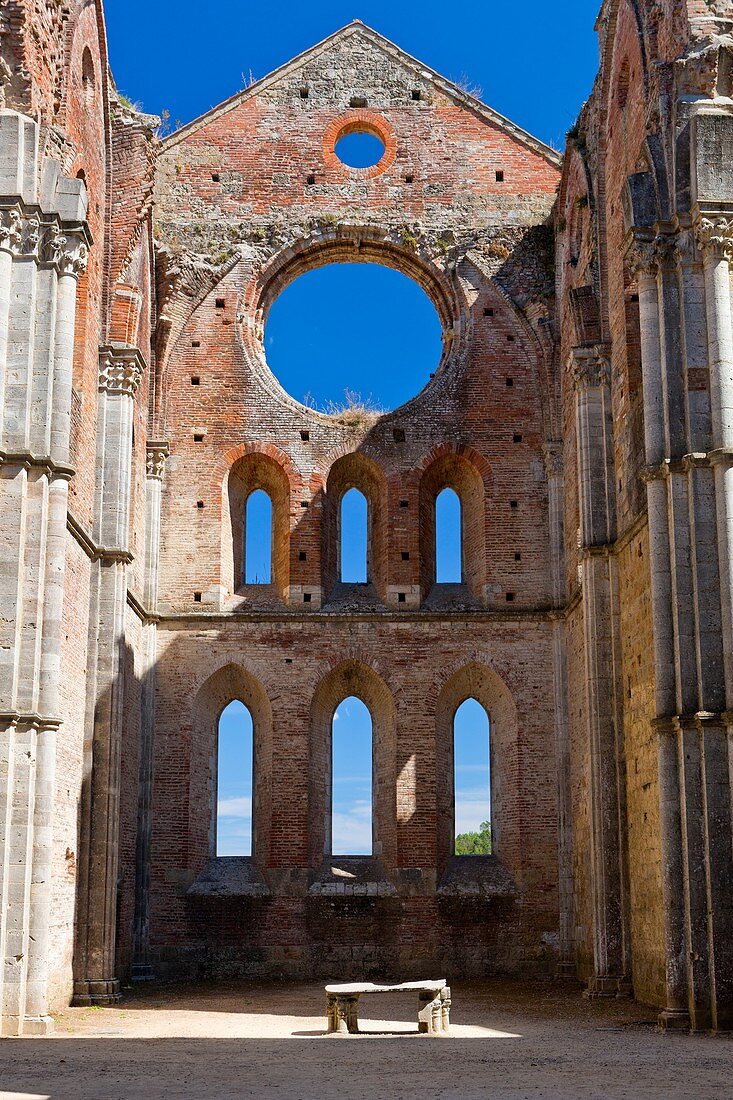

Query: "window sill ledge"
left=437, top=856, right=517, bottom=899
left=187, top=857, right=271, bottom=898
left=308, top=857, right=398, bottom=898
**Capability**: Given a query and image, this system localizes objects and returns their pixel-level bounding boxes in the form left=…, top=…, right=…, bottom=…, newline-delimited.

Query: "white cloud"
left=332, top=799, right=372, bottom=854
left=217, top=796, right=252, bottom=818
left=455, top=788, right=492, bottom=835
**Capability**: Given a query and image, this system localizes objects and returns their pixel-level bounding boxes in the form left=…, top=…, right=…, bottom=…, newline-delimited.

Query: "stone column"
left=572, top=345, right=630, bottom=996
left=132, top=442, right=168, bottom=980
left=0, top=194, right=89, bottom=1034
left=73, top=347, right=144, bottom=1006
left=696, top=216, right=733, bottom=700
left=630, top=233, right=691, bottom=1026
left=694, top=214, right=733, bottom=1028
left=544, top=441, right=574, bottom=974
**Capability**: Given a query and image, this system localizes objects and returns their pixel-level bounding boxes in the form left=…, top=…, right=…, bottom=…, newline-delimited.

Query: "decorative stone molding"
left=146, top=441, right=170, bottom=480
left=542, top=440, right=564, bottom=479
left=98, top=345, right=145, bottom=397
left=570, top=345, right=611, bottom=390
left=694, top=215, right=733, bottom=261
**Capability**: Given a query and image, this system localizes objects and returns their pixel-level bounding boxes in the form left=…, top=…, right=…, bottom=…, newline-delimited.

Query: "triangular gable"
left=164, top=21, right=561, bottom=167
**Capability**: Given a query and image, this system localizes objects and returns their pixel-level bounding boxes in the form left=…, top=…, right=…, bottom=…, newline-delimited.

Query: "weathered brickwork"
left=1, top=0, right=733, bottom=1037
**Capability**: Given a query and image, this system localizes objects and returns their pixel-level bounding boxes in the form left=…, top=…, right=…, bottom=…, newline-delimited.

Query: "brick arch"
left=218, top=446, right=299, bottom=601
left=189, top=662, right=273, bottom=873
left=246, top=225, right=460, bottom=335
left=308, top=658, right=397, bottom=870
left=236, top=227, right=471, bottom=424
left=433, top=661, right=520, bottom=878
left=323, top=451, right=389, bottom=600
left=323, top=110, right=398, bottom=180
left=416, top=445, right=490, bottom=602
left=211, top=441, right=302, bottom=501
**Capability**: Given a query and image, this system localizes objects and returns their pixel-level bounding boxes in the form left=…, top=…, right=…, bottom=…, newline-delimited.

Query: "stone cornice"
left=98, top=345, right=146, bottom=397
left=67, top=511, right=135, bottom=565
left=0, top=450, right=74, bottom=479
left=643, top=453, right=720, bottom=479
left=0, top=711, right=63, bottom=731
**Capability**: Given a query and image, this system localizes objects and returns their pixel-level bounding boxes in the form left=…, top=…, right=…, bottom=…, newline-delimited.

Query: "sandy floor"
left=0, top=979, right=731, bottom=1099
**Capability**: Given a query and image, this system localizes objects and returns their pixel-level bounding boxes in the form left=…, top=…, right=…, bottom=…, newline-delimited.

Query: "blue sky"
left=104, top=1, right=599, bottom=150
left=116, top=2, right=597, bottom=853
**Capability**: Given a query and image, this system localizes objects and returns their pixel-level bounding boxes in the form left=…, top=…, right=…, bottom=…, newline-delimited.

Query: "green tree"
left=455, top=820, right=492, bottom=855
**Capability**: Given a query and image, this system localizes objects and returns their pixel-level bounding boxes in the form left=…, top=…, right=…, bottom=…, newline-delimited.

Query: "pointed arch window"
left=216, top=700, right=253, bottom=856
left=244, top=489, right=273, bottom=584
left=332, top=696, right=373, bottom=855
left=454, top=698, right=492, bottom=855
left=340, top=488, right=368, bottom=583
left=436, top=487, right=462, bottom=583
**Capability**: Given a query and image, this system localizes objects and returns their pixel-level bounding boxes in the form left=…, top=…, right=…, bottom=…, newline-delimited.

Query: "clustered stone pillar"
left=544, top=441, right=574, bottom=975
left=73, top=347, right=144, bottom=1006
left=694, top=213, right=733, bottom=1028
left=571, top=344, right=630, bottom=996
left=131, top=441, right=168, bottom=980
left=0, top=109, right=90, bottom=1035
left=630, top=215, right=733, bottom=1030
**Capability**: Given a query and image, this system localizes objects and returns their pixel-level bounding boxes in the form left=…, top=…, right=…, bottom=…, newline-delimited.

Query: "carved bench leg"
left=441, top=986, right=451, bottom=1033
left=327, top=994, right=359, bottom=1034
left=418, top=991, right=442, bottom=1034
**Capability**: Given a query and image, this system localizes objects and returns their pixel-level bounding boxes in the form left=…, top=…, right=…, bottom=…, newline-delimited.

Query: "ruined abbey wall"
left=1, top=0, right=733, bottom=1036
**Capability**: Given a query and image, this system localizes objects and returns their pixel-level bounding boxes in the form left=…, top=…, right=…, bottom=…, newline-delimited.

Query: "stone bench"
left=325, top=980, right=451, bottom=1035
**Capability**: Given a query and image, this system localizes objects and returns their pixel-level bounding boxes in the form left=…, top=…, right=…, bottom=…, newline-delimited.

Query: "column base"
left=22, top=1013, right=55, bottom=1035
left=72, top=977, right=121, bottom=1006
left=584, top=974, right=633, bottom=999
left=1, top=1013, right=55, bottom=1036
left=555, top=961, right=578, bottom=980
left=658, top=1008, right=691, bottom=1031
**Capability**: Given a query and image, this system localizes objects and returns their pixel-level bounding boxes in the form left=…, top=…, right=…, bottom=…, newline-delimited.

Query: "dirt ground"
left=0, top=978, right=731, bottom=1099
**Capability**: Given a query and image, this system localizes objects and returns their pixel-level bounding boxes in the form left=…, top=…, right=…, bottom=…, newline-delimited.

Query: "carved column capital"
left=694, top=215, right=733, bottom=262
left=98, top=345, right=145, bottom=397
left=674, top=227, right=699, bottom=267
left=146, top=441, right=169, bottom=480
left=627, top=233, right=657, bottom=279
left=542, top=440, right=564, bottom=479
left=570, top=345, right=611, bottom=390
left=653, top=232, right=677, bottom=269
left=49, top=225, right=89, bottom=277
left=0, top=207, right=24, bottom=254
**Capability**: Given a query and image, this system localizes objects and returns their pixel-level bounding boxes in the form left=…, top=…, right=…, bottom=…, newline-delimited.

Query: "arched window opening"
left=454, top=698, right=491, bottom=855
left=244, top=489, right=273, bottom=584
left=436, top=487, right=462, bottom=583
left=81, top=47, right=96, bottom=96
left=340, top=487, right=368, bottom=583
left=332, top=696, right=372, bottom=856
left=216, top=700, right=253, bottom=856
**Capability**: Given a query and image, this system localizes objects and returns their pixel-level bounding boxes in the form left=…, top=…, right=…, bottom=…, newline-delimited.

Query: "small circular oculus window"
left=335, top=130, right=385, bottom=169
